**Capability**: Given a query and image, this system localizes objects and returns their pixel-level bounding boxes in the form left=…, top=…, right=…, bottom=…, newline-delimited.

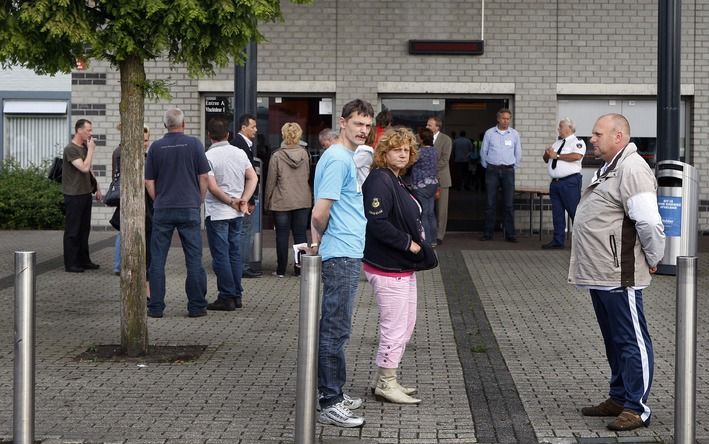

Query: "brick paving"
left=0, top=230, right=473, bottom=443
left=462, top=246, right=709, bottom=444
left=0, top=230, right=707, bottom=443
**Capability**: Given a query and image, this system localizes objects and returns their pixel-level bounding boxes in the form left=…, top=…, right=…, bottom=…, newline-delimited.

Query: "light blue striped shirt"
left=480, top=126, right=522, bottom=168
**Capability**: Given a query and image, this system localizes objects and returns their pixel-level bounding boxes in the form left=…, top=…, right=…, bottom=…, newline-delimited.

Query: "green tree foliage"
left=0, top=0, right=308, bottom=76
left=0, top=159, right=64, bottom=229
left=0, top=0, right=311, bottom=356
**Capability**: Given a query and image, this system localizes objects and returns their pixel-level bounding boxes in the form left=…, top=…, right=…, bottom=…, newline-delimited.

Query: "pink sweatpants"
left=365, top=272, right=417, bottom=368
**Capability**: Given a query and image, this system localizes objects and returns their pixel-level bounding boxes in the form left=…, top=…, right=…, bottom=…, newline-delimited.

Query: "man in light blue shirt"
left=480, top=108, right=522, bottom=242
left=310, top=99, right=373, bottom=428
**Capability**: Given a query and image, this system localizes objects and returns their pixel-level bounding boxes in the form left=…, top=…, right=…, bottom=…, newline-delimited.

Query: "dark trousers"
left=549, top=173, right=582, bottom=245
left=590, top=288, right=654, bottom=423
left=454, top=162, right=469, bottom=190
left=63, top=193, right=93, bottom=269
left=272, top=208, right=309, bottom=275
left=484, top=167, right=515, bottom=238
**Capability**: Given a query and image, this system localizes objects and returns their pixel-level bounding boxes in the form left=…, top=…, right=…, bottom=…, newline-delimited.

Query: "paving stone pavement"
left=0, top=230, right=474, bottom=443
left=463, top=247, right=709, bottom=444
left=1, top=230, right=707, bottom=443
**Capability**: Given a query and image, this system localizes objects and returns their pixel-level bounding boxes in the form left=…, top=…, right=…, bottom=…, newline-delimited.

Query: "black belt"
left=551, top=173, right=581, bottom=182
left=488, top=164, right=514, bottom=170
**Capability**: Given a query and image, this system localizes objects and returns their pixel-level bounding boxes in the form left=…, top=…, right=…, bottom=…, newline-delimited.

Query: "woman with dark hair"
left=408, top=127, right=439, bottom=245
left=362, top=127, right=425, bottom=404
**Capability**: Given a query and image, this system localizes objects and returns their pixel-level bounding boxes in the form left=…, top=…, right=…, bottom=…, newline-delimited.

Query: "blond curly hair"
left=372, top=127, right=419, bottom=172
left=281, top=122, right=303, bottom=145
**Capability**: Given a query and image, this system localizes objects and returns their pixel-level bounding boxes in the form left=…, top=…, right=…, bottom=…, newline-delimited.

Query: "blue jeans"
left=114, top=233, right=121, bottom=273
left=412, top=184, right=437, bottom=244
left=240, top=212, right=255, bottom=271
left=549, top=173, right=581, bottom=245
left=484, top=167, right=515, bottom=238
left=206, top=216, right=243, bottom=300
left=272, top=208, right=309, bottom=275
left=318, top=257, right=361, bottom=409
left=148, top=208, right=207, bottom=315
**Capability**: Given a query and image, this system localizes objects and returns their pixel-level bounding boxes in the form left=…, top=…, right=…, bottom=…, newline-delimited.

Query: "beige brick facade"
left=73, top=0, right=709, bottom=231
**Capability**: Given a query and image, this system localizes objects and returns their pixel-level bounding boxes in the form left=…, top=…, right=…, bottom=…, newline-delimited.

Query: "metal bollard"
left=295, top=254, right=321, bottom=444
left=674, top=256, right=697, bottom=444
left=14, top=251, right=36, bottom=444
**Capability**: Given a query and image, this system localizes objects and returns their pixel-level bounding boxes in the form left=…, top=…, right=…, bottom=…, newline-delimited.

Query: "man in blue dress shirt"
left=480, top=108, right=522, bottom=242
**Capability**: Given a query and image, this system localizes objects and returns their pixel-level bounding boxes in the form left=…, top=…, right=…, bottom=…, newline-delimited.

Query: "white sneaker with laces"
left=316, top=392, right=363, bottom=411
left=318, top=400, right=365, bottom=428
left=342, top=393, right=363, bottom=410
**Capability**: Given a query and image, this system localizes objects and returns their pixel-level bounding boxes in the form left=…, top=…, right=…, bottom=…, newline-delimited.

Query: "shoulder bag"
left=48, top=157, right=62, bottom=183
left=103, top=171, right=120, bottom=207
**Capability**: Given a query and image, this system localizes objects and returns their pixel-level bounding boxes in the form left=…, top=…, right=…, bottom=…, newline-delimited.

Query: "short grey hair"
left=164, top=108, right=185, bottom=129
left=559, top=117, right=575, bottom=132
left=319, top=128, right=337, bottom=143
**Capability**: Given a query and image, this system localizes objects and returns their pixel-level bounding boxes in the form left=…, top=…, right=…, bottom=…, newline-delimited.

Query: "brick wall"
left=73, top=0, right=709, bottom=232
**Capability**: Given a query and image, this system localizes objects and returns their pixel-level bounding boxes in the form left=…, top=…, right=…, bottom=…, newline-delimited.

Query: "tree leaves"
left=0, top=0, right=312, bottom=76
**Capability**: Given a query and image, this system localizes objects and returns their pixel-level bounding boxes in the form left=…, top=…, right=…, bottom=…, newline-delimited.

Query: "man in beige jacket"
left=569, top=114, right=664, bottom=432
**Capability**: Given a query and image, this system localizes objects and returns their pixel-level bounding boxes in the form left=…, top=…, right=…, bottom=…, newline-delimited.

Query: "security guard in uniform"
left=541, top=117, right=586, bottom=249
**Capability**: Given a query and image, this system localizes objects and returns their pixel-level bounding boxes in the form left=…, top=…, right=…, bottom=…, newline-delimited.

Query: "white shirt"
left=204, top=141, right=253, bottom=220
left=238, top=132, right=253, bottom=148
left=353, top=144, right=374, bottom=187
left=547, top=134, right=586, bottom=179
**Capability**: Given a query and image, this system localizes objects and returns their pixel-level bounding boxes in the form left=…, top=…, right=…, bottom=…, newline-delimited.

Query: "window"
left=3, top=100, right=68, bottom=167
left=558, top=98, right=691, bottom=167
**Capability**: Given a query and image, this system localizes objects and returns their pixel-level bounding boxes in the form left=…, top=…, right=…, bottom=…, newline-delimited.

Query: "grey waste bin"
left=655, top=160, right=699, bottom=275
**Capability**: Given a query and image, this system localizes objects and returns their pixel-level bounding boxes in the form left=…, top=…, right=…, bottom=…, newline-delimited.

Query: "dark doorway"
left=381, top=96, right=510, bottom=232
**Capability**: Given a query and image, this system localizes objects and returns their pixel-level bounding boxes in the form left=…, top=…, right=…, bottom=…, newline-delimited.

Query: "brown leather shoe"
left=581, top=398, right=624, bottom=416
left=607, top=409, right=646, bottom=431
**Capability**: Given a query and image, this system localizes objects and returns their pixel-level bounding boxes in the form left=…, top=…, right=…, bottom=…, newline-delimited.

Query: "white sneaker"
left=316, top=392, right=363, bottom=411
left=318, top=400, right=365, bottom=428
left=342, top=393, right=363, bottom=410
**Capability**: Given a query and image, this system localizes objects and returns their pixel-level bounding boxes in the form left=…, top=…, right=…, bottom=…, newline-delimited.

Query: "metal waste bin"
left=655, top=160, right=699, bottom=275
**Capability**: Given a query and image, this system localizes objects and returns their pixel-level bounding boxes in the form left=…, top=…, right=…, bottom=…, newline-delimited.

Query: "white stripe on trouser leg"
left=627, top=288, right=652, bottom=422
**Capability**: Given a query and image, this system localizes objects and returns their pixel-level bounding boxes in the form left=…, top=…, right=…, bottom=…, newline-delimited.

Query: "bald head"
left=590, top=113, right=631, bottom=163
left=603, top=113, right=631, bottom=143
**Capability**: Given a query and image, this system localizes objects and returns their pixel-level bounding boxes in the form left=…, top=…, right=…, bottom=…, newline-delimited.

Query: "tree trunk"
left=119, top=55, right=148, bottom=356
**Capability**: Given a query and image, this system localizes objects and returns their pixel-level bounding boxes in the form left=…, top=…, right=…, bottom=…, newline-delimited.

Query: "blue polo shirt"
left=145, top=132, right=210, bottom=209
left=313, top=144, right=366, bottom=261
